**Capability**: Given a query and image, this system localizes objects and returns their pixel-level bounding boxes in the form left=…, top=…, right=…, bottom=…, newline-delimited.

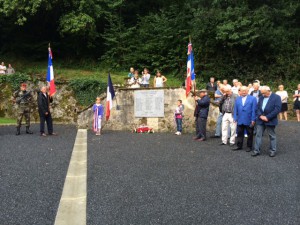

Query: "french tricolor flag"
left=186, top=41, right=195, bottom=97
left=105, top=73, right=115, bottom=120
left=47, top=47, right=56, bottom=96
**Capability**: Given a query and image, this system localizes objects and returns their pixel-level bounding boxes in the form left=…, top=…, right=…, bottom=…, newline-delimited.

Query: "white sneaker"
left=175, top=131, right=179, bottom=135
left=177, top=132, right=181, bottom=135
left=244, top=134, right=248, bottom=138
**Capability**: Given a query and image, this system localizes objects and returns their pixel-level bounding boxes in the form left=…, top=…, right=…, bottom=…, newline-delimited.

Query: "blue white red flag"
left=105, top=73, right=115, bottom=120
left=186, top=42, right=195, bottom=96
left=47, top=47, right=56, bottom=96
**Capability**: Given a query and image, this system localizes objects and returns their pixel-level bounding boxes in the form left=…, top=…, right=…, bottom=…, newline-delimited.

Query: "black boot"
left=26, top=126, right=33, bottom=134
left=16, top=127, right=20, bottom=135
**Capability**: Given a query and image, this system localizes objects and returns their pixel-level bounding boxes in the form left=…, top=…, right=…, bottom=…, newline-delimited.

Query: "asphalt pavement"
left=87, top=121, right=300, bottom=225
left=0, top=124, right=77, bottom=225
left=1, top=121, right=299, bottom=225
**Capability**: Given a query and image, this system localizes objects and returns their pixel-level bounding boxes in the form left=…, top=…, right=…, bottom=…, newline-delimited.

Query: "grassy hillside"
left=8, top=59, right=184, bottom=87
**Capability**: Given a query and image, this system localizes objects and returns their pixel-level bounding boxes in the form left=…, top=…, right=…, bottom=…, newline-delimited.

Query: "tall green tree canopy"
left=0, top=0, right=299, bottom=82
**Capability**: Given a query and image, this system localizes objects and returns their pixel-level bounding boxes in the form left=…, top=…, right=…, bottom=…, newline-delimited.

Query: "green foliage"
left=0, top=0, right=300, bottom=84
left=0, top=73, right=31, bottom=91
left=69, top=78, right=106, bottom=106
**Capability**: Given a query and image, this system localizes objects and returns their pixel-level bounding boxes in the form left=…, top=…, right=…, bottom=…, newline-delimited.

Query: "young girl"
left=174, top=100, right=184, bottom=135
left=129, top=70, right=142, bottom=88
left=141, top=68, right=151, bottom=88
left=153, top=71, right=167, bottom=87
left=93, top=97, right=104, bottom=135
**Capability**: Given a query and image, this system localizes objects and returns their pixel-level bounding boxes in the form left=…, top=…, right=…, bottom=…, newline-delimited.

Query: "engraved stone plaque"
left=134, top=90, right=164, bottom=117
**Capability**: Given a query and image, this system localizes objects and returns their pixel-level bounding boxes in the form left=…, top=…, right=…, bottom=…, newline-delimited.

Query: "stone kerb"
left=77, top=87, right=219, bottom=133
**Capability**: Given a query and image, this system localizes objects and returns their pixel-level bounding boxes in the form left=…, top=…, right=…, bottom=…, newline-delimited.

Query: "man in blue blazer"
left=233, top=86, right=257, bottom=151
left=252, top=86, right=281, bottom=157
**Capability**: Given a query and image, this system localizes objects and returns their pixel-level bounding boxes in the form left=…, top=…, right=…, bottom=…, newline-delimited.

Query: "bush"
left=0, top=73, right=31, bottom=91
left=69, top=78, right=106, bottom=106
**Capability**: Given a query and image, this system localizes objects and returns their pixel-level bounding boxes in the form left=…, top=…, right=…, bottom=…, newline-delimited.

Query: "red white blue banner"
left=186, top=42, right=195, bottom=96
left=47, top=47, right=56, bottom=96
left=105, top=73, right=115, bottom=120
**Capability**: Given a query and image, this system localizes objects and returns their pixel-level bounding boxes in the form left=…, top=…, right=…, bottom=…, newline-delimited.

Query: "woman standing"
left=153, top=71, right=167, bottom=88
left=293, top=84, right=300, bottom=122
left=276, top=85, right=288, bottom=120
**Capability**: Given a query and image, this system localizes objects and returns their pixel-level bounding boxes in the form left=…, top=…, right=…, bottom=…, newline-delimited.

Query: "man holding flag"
left=37, top=46, right=57, bottom=136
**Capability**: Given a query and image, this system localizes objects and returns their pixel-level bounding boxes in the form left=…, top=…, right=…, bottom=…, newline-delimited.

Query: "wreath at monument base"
left=132, top=124, right=154, bottom=133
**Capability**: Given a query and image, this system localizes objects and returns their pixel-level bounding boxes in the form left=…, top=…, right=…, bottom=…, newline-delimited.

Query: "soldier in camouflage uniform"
left=13, top=83, right=33, bottom=135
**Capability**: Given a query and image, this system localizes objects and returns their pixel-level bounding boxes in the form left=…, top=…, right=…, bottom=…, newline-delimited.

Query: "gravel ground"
left=87, top=121, right=300, bottom=225
left=0, top=124, right=77, bottom=225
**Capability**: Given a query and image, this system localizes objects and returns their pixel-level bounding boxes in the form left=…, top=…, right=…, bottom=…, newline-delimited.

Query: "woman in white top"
left=153, top=71, right=167, bottom=88
left=276, top=84, right=288, bottom=120
left=0, top=62, right=6, bottom=75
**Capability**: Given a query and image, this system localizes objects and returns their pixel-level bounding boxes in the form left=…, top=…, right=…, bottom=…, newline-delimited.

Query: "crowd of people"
left=0, top=62, right=15, bottom=75
left=191, top=78, right=300, bottom=158
left=127, top=67, right=167, bottom=88
left=11, top=71, right=300, bottom=153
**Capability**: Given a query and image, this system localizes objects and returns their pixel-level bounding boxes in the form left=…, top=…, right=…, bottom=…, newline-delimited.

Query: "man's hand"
left=259, top=115, right=268, bottom=122
left=45, top=112, right=49, bottom=115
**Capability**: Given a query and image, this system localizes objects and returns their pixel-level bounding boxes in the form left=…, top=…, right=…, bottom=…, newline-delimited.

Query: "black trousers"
left=236, top=124, right=254, bottom=149
left=39, top=113, right=53, bottom=134
left=196, top=117, right=207, bottom=139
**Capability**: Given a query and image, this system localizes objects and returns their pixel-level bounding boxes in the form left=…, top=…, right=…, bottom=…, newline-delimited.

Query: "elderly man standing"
left=233, top=86, right=257, bottom=151
left=252, top=86, right=281, bottom=157
left=220, top=87, right=238, bottom=146
left=250, top=82, right=261, bottom=102
left=194, top=89, right=210, bottom=141
left=231, top=79, right=239, bottom=95
left=211, top=84, right=225, bottom=138
left=37, top=86, right=57, bottom=136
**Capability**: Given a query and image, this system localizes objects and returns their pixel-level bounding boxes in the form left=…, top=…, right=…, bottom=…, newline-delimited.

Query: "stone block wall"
left=78, top=87, right=219, bottom=133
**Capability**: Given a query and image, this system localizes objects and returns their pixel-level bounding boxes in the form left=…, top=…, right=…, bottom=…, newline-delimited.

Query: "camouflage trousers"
left=17, top=107, right=31, bottom=128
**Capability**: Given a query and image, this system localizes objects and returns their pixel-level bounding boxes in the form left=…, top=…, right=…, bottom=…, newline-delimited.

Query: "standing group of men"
left=13, top=83, right=56, bottom=136
left=194, top=78, right=281, bottom=157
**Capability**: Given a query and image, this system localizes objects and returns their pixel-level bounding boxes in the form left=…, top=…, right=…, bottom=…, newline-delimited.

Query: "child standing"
left=174, top=100, right=184, bottom=135
left=93, top=97, right=104, bottom=135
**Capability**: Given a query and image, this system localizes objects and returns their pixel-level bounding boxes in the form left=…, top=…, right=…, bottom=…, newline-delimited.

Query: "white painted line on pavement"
left=54, top=129, right=87, bottom=225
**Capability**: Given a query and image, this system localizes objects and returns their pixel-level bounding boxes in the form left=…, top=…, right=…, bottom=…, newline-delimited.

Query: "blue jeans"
left=176, top=118, right=182, bottom=132
left=254, top=124, right=277, bottom=153
left=215, top=112, right=223, bottom=136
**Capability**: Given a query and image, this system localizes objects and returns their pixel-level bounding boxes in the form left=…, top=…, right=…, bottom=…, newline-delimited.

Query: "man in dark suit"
left=194, top=89, right=210, bottom=141
left=233, top=86, right=257, bottom=151
left=37, top=86, right=56, bottom=136
left=250, top=82, right=262, bottom=102
left=252, top=86, right=281, bottom=157
left=206, top=77, right=217, bottom=93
